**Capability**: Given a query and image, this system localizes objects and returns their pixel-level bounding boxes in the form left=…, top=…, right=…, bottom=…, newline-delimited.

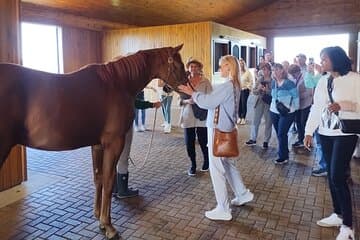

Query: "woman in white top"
left=178, top=55, right=254, bottom=221
left=304, top=46, right=360, bottom=240
left=238, top=58, right=253, bottom=125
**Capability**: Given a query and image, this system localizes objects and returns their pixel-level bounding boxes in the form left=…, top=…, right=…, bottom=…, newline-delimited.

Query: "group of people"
left=114, top=46, right=359, bottom=240
left=244, top=47, right=360, bottom=240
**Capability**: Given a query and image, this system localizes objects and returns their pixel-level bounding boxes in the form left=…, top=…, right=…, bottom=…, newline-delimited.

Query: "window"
left=213, top=40, right=230, bottom=73
left=21, top=22, right=63, bottom=73
left=274, top=34, right=349, bottom=65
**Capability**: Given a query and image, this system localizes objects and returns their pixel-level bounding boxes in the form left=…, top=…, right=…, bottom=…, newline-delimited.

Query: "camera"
left=309, top=57, right=314, bottom=65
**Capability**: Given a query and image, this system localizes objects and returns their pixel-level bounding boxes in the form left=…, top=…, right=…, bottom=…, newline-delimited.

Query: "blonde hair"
left=219, top=55, right=241, bottom=89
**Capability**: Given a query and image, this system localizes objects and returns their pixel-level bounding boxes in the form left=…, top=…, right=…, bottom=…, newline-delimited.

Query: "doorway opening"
left=274, top=33, right=349, bottom=65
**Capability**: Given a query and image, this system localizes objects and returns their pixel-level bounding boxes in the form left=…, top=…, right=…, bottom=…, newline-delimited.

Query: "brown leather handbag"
left=212, top=83, right=239, bottom=157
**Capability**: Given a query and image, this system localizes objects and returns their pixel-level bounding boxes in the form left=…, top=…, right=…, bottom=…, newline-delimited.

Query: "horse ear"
left=173, top=44, right=183, bottom=53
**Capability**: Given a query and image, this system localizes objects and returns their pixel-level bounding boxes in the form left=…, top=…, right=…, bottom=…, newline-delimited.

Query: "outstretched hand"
left=152, top=101, right=161, bottom=108
left=178, top=83, right=195, bottom=96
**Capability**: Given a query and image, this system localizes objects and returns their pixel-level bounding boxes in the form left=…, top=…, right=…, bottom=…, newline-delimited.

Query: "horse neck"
left=111, top=53, right=152, bottom=96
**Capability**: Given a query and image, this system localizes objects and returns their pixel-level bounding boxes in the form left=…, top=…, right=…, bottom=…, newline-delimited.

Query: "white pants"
left=116, top=127, right=133, bottom=174
left=207, top=128, right=247, bottom=211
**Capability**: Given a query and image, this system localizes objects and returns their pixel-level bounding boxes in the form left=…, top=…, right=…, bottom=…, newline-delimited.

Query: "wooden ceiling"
left=21, top=0, right=276, bottom=27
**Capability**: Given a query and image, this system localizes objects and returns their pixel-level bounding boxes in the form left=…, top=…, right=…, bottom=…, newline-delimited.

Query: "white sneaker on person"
left=205, top=207, right=232, bottom=221
left=317, top=213, right=342, bottom=227
left=134, top=126, right=139, bottom=132
left=231, top=189, right=254, bottom=206
left=139, top=125, right=146, bottom=132
left=161, top=122, right=166, bottom=127
left=164, top=123, right=171, bottom=133
left=336, top=225, right=355, bottom=240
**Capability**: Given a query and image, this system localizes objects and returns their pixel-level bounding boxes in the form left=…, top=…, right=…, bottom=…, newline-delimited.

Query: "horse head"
left=147, top=44, right=187, bottom=92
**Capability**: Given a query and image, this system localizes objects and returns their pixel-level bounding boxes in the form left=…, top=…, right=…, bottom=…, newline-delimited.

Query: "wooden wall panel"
left=62, top=27, right=102, bottom=73
left=0, top=0, right=27, bottom=192
left=102, top=21, right=212, bottom=78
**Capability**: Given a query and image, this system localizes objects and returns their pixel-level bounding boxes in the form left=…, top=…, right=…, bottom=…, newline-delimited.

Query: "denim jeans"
left=313, top=129, right=326, bottom=171
left=270, top=111, right=295, bottom=160
left=250, top=100, right=272, bottom=143
left=295, top=105, right=311, bottom=143
left=161, top=95, right=173, bottom=124
left=134, top=109, right=145, bottom=126
left=320, top=134, right=358, bottom=227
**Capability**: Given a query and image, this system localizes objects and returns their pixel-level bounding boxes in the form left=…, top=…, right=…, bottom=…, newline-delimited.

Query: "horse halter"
left=164, top=56, right=178, bottom=91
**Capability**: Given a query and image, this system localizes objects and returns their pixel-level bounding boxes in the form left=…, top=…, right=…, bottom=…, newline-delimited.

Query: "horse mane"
left=97, top=51, right=148, bottom=86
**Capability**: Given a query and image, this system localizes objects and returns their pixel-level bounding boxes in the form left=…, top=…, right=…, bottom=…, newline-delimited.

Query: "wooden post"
left=0, top=0, right=27, bottom=191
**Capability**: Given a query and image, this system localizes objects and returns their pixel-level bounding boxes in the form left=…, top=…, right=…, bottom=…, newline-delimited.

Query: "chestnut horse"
left=0, top=45, right=186, bottom=239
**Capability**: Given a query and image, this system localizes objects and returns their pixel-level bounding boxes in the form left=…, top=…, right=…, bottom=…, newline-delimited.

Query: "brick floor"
left=0, top=104, right=360, bottom=240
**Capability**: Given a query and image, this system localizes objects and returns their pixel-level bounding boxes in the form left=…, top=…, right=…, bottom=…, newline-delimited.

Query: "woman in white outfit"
left=304, top=46, right=360, bottom=240
left=178, top=55, right=254, bottom=221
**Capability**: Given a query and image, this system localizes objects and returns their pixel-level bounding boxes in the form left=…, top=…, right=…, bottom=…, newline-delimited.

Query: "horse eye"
left=168, top=57, right=174, bottom=64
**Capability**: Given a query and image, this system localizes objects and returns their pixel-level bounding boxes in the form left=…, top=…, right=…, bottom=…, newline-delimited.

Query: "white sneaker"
left=317, top=213, right=343, bottom=227
left=164, top=123, right=171, bottom=133
left=139, top=125, right=146, bottom=132
left=240, top=119, right=246, bottom=125
left=231, top=189, right=254, bottom=206
left=205, top=207, right=232, bottom=221
left=134, top=126, right=139, bottom=132
left=336, top=225, right=354, bottom=240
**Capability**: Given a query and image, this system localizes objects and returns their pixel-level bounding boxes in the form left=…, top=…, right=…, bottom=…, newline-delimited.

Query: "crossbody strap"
left=214, top=82, right=237, bottom=125
left=327, top=75, right=335, bottom=103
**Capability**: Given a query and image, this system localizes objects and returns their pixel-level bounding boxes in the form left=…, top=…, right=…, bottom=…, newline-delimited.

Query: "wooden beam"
left=21, top=2, right=135, bottom=31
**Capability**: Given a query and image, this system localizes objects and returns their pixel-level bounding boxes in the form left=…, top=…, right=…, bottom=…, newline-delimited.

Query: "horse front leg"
left=91, top=144, right=104, bottom=221
left=100, top=137, right=125, bottom=240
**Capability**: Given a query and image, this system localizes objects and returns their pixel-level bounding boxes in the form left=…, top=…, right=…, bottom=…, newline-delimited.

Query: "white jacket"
left=305, top=72, right=360, bottom=136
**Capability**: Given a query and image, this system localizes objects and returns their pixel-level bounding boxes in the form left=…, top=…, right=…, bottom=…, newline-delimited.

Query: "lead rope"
left=129, top=94, right=161, bottom=169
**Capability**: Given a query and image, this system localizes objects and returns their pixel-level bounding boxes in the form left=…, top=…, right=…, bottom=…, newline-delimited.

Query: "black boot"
left=115, top=172, right=139, bottom=199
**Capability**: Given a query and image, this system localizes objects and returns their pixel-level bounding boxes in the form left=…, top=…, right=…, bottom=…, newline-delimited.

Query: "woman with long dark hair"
left=304, top=46, right=360, bottom=240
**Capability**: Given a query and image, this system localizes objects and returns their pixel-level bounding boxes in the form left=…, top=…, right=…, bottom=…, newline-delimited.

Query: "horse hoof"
left=106, top=231, right=120, bottom=240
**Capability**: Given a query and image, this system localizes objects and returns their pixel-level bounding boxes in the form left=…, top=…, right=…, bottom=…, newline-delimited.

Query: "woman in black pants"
left=304, top=46, right=360, bottom=240
left=237, top=58, right=253, bottom=125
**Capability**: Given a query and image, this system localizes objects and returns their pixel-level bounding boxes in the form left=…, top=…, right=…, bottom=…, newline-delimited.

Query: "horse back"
left=0, top=63, right=133, bottom=150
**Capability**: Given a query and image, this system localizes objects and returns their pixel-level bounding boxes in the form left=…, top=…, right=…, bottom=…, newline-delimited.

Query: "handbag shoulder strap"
left=213, top=82, right=237, bottom=125
left=327, top=75, right=335, bottom=103
left=326, top=75, right=339, bottom=116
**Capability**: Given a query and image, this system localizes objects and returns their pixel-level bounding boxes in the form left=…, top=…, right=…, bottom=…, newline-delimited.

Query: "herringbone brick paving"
left=0, top=106, right=359, bottom=240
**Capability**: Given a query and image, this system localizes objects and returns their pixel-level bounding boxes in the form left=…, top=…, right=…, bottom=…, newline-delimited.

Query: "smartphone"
left=309, top=57, right=314, bottom=65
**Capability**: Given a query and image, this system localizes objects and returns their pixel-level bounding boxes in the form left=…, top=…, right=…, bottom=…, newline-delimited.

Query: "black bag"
left=163, top=84, right=173, bottom=94
left=340, top=119, right=360, bottom=134
left=261, top=94, right=272, bottom=105
left=326, top=76, right=360, bottom=134
left=276, top=100, right=290, bottom=116
left=191, top=104, right=208, bottom=121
